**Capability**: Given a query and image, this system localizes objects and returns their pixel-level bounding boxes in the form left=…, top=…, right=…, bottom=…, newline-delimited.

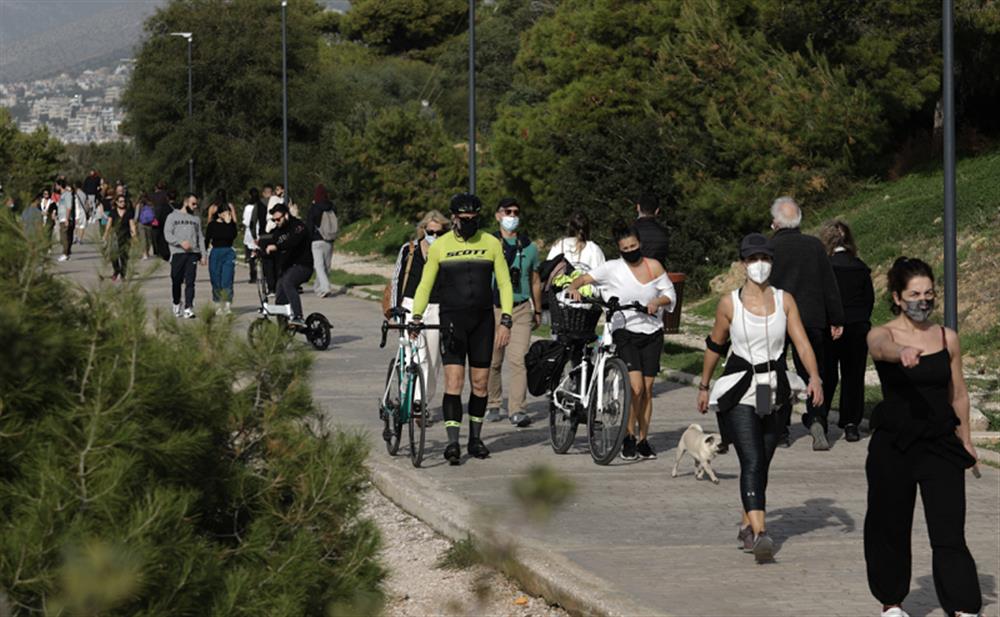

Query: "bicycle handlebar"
left=579, top=296, right=651, bottom=315
left=379, top=320, right=450, bottom=348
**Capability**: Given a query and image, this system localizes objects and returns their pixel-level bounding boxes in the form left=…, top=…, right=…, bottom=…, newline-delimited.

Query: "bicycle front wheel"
left=548, top=356, right=579, bottom=454
left=407, top=364, right=428, bottom=467
left=587, top=357, right=631, bottom=465
left=381, top=357, right=403, bottom=455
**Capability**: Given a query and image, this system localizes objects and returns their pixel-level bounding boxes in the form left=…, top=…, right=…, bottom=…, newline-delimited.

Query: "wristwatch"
left=500, top=314, right=513, bottom=329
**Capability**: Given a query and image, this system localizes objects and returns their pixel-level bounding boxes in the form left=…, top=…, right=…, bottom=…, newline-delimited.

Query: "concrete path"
left=60, top=244, right=999, bottom=617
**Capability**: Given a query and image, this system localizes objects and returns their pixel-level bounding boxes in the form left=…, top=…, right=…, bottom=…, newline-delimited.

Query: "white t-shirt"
left=242, top=204, right=257, bottom=249
left=588, top=258, right=676, bottom=334
left=546, top=238, right=605, bottom=272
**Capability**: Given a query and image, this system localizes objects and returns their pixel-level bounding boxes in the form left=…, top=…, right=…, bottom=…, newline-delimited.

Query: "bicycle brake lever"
left=379, top=321, right=389, bottom=348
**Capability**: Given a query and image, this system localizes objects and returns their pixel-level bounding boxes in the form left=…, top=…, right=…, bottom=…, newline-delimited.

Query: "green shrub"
left=0, top=218, right=383, bottom=615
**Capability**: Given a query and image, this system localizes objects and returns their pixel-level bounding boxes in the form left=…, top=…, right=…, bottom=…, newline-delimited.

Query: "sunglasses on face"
left=425, top=228, right=447, bottom=237
left=500, top=207, right=520, bottom=216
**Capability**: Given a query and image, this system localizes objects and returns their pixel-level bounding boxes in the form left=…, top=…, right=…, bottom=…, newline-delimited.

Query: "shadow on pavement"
left=908, top=573, right=995, bottom=617
left=766, top=497, right=856, bottom=549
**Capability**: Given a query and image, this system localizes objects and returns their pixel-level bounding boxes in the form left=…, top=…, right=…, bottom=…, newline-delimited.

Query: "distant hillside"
left=0, top=0, right=350, bottom=84
left=0, top=1, right=163, bottom=83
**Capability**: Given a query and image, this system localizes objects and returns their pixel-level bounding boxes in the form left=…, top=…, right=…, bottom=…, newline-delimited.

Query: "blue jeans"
left=208, top=247, right=235, bottom=302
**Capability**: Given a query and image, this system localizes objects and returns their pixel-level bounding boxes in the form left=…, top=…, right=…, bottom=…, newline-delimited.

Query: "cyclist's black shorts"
left=440, top=308, right=494, bottom=368
left=612, top=329, right=662, bottom=377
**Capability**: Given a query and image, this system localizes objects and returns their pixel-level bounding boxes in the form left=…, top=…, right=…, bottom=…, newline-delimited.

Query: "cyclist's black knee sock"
left=443, top=393, right=463, bottom=443
left=468, top=393, right=487, bottom=441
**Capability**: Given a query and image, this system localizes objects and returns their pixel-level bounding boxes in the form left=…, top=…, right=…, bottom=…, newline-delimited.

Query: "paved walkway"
left=60, top=245, right=999, bottom=617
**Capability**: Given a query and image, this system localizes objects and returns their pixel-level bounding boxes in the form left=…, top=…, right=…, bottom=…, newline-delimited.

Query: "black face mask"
left=457, top=217, right=479, bottom=239
left=621, top=248, right=643, bottom=264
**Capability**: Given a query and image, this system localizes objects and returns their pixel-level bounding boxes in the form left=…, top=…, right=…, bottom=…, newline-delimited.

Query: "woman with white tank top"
left=696, top=233, right=824, bottom=564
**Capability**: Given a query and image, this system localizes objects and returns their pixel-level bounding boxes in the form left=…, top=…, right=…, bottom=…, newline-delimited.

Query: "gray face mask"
left=903, top=299, right=934, bottom=322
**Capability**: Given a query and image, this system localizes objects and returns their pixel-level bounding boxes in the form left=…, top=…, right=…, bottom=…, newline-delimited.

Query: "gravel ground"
left=361, top=486, right=569, bottom=617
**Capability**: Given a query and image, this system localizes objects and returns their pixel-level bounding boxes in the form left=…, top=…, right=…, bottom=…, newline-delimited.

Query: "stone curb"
left=368, top=459, right=669, bottom=617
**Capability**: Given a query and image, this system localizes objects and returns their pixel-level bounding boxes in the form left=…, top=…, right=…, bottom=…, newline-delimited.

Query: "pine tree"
left=0, top=218, right=383, bottom=615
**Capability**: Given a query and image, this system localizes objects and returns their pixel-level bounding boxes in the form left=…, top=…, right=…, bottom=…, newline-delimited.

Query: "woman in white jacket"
left=546, top=212, right=605, bottom=272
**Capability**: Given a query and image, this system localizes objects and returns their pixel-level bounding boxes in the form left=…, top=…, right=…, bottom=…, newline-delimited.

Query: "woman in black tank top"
left=864, top=257, right=981, bottom=617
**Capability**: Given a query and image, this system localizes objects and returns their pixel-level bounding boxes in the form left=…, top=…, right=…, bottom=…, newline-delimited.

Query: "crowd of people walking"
left=384, top=192, right=983, bottom=616
left=19, top=172, right=340, bottom=324
left=15, top=170, right=984, bottom=615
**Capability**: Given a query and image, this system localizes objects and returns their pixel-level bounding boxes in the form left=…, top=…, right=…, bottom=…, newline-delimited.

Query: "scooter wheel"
left=305, top=313, right=331, bottom=350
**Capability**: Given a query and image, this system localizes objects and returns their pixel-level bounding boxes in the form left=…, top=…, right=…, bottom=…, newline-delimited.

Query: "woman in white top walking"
left=546, top=212, right=605, bottom=272
left=696, top=233, right=823, bottom=563
left=566, top=221, right=675, bottom=460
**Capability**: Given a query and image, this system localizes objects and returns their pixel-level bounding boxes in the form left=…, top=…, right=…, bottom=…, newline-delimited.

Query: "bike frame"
left=552, top=323, right=614, bottom=420
left=381, top=321, right=423, bottom=423
left=551, top=298, right=644, bottom=420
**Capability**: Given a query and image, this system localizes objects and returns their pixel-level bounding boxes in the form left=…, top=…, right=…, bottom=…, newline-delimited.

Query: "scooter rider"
left=264, top=202, right=312, bottom=327
left=410, top=193, right=514, bottom=465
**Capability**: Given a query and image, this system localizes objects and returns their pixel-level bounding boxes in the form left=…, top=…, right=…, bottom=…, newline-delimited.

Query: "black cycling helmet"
left=449, top=193, right=482, bottom=215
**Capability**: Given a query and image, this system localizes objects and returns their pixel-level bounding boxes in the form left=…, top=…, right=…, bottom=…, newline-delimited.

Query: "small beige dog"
left=671, top=423, right=725, bottom=484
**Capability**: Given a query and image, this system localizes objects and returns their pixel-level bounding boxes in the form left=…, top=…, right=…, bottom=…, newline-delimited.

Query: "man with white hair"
left=769, top=196, right=845, bottom=450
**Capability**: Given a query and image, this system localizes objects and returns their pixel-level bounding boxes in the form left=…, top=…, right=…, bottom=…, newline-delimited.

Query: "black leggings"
left=720, top=404, right=784, bottom=511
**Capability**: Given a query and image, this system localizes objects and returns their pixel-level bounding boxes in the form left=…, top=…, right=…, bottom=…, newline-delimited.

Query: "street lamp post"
left=467, top=0, right=476, bottom=194
left=942, top=0, right=958, bottom=330
left=170, top=32, right=194, bottom=193
left=281, top=1, right=289, bottom=201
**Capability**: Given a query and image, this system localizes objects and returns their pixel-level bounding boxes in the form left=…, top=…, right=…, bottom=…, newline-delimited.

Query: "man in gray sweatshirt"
left=164, top=193, right=206, bottom=318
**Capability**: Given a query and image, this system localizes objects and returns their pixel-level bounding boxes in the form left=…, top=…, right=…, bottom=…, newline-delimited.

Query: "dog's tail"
left=690, top=423, right=703, bottom=432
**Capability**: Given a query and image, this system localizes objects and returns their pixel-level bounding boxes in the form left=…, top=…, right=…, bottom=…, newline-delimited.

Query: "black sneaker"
left=509, top=412, right=532, bottom=428
left=620, top=435, right=638, bottom=460
left=737, top=525, right=753, bottom=552
left=779, top=430, right=791, bottom=448
left=752, top=532, right=775, bottom=563
left=444, top=442, right=462, bottom=465
left=467, top=438, right=490, bottom=459
left=636, top=439, right=657, bottom=459
left=844, top=424, right=860, bottom=442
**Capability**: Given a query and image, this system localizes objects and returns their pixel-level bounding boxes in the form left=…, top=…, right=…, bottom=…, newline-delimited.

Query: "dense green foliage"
left=103, top=0, right=1000, bottom=291
left=0, top=109, right=65, bottom=205
left=0, top=218, right=383, bottom=614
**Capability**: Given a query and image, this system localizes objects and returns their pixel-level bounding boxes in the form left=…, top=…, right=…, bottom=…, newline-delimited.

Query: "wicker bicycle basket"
left=551, top=295, right=601, bottom=339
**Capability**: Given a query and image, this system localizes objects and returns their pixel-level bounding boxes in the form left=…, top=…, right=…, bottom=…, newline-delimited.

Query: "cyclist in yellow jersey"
left=411, top=193, right=514, bottom=465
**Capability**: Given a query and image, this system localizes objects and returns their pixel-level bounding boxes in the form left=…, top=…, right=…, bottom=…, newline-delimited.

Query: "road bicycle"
left=547, top=295, right=649, bottom=465
left=379, top=314, right=450, bottom=467
left=247, top=259, right=331, bottom=350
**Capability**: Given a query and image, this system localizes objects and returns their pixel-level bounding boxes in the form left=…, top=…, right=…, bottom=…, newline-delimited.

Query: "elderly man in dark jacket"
left=769, top=197, right=845, bottom=451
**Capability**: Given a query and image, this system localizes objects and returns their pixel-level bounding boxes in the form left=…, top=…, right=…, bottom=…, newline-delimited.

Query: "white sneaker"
left=223, top=302, right=232, bottom=315
left=215, top=303, right=224, bottom=316
left=183, top=308, right=196, bottom=319
left=58, top=255, right=69, bottom=262
left=172, top=303, right=182, bottom=317
left=881, top=607, right=910, bottom=617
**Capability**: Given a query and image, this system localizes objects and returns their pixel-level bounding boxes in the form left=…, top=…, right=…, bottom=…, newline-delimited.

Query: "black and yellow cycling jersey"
left=412, top=230, right=513, bottom=316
